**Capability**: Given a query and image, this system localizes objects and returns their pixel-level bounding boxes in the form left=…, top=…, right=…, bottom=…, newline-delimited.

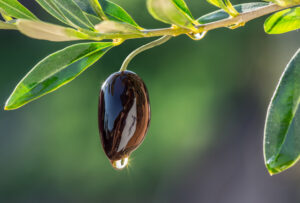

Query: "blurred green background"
left=1, top=0, right=300, bottom=202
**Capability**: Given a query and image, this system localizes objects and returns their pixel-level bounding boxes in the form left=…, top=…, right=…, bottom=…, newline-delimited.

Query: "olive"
left=98, top=70, right=150, bottom=169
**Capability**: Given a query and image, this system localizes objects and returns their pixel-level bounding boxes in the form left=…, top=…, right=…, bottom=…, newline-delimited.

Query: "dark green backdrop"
left=0, top=0, right=299, bottom=202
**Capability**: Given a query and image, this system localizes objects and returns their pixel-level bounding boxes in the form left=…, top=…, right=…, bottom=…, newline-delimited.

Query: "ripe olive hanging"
left=98, top=70, right=150, bottom=169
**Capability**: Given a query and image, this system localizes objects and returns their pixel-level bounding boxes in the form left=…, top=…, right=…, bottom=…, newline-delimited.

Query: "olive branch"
left=1, top=0, right=300, bottom=175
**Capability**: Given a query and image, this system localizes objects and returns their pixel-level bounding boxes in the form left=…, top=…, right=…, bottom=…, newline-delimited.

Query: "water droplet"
left=228, top=22, right=245, bottom=29
left=111, top=157, right=129, bottom=170
left=187, top=31, right=207, bottom=41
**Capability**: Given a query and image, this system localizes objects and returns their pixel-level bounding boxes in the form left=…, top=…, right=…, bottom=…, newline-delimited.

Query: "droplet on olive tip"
left=98, top=70, right=150, bottom=170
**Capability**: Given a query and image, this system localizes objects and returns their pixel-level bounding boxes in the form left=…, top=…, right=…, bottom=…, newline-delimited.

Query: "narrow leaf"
left=264, top=49, right=300, bottom=175
left=197, top=3, right=268, bottom=24
left=74, top=0, right=140, bottom=28
left=51, top=0, right=94, bottom=30
left=5, top=42, right=114, bottom=110
left=0, top=0, right=38, bottom=20
left=172, top=0, right=193, bottom=19
left=264, top=7, right=300, bottom=34
left=36, top=0, right=101, bottom=26
left=85, top=12, right=101, bottom=25
left=73, top=0, right=95, bottom=14
left=206, top=0, right=239, bottom=17
left=0, top=9, right=13, bottom=21
left=101, top=0, right=140, bottom=27
left=35, top=0, right=69, bottom=25
left=0, top=20, right=17, bottom=29
left=95, top=20, right=143, bottom=35
left=89, top=0, right=108, bottom=20
left=147, top=0, right=196, bottom=30
left=73, top=0, right=102, bottom=25
left=16, top=19, right=89, bottom=41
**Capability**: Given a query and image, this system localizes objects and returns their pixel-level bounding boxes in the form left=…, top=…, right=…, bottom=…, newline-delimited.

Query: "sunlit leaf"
left=264, top=7, right=300, bottom=34
left=74, top=0, right=94, bottom=14
left=89, top=0, right=109, bottom=21
left=36, top=0, right=101, bottom=26
left=147, top=0, right=196, bottom=30
left=0, top=0, right=38, bottom=20
left=0, top=9, right=13, bottom=21
left=35, top=0, right=69, bottom=25
left=172, top=0, right=193, bottom=18
left=264, top=49, right=300, bottom=175
left=197, top=2, right=268, bottom=24
left=16, top=19, right=89, bottom=41
left=51, top=0, right=94, bottom=30
left=101, top=0, right=140, bottom=28
left=5, top=42, right=114, bottom=110
left=85, top=12, right=101, bottom=25
left=74, top=0, right=140, bottom=27
left=95, top=20, right=142, bottom=35
left=206, top=0, right=239, bottom=17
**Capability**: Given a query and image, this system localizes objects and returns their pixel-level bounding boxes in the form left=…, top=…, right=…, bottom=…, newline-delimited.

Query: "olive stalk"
left=90, top=3, right=298, bottom=41
left=120, top=35, right=172, bottom=71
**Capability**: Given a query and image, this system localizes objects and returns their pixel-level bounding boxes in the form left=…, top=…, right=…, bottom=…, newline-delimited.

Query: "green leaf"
left=95, top=20, right=143, bottom=35
left=264, top=49, right=300, bottom=175
left=0, top=9, right=13, bottom=21
left=85, top=12, right=101, bottom=25
left=16, top=19, right=89, bottom=41
left=206, top=0, right=239, bottom=17
left=89, top=0, right=108, bottom=20
left=5, top=42, right=113, bottom=110
left=147, top=0, right=197, bottom=30
left=35, top=0, right=69, bottom=25
left=172, top=0, right=193, bottom=19
left=101, top=0, right=140, bottom=28
left=0, top=0, right=38, bottom=20
left=0, top=20, right=17, bottom=29
left=74, top=0, right=94, bottom=14
left=51, top=0, right=94, bottom=30
left=197, top=2, right=268, bottom=24
left=36, top=0, right=101, bottom=26
left=264, top=7, right=300, bottom=34
left=74, top=0, right=140, bottom=28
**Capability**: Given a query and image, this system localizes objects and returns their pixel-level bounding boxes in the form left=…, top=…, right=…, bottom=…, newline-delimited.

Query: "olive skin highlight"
left=98, top=71, right=150, bottom=163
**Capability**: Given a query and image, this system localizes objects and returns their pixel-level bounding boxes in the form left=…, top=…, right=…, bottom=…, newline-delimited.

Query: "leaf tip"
left=4, top=99, right=10, bottom=110
left=4, top=101, right=15, bottom=111
left=4, top=103, right=14, bottom=111
left=266, top=168, right=276, bottom=176
left=4, top=96, right=20, bottom=111
left=265, top=163, right=277, bottom=176
left=265, top=160, right=291, bottom=176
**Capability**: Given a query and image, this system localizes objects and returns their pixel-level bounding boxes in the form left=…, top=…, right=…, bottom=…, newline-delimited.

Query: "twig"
left=93, top=3, right=297, bottom=40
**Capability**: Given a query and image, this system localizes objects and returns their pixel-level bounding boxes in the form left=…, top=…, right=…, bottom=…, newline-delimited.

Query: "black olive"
left=98, top=70, right=150, bottom=169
